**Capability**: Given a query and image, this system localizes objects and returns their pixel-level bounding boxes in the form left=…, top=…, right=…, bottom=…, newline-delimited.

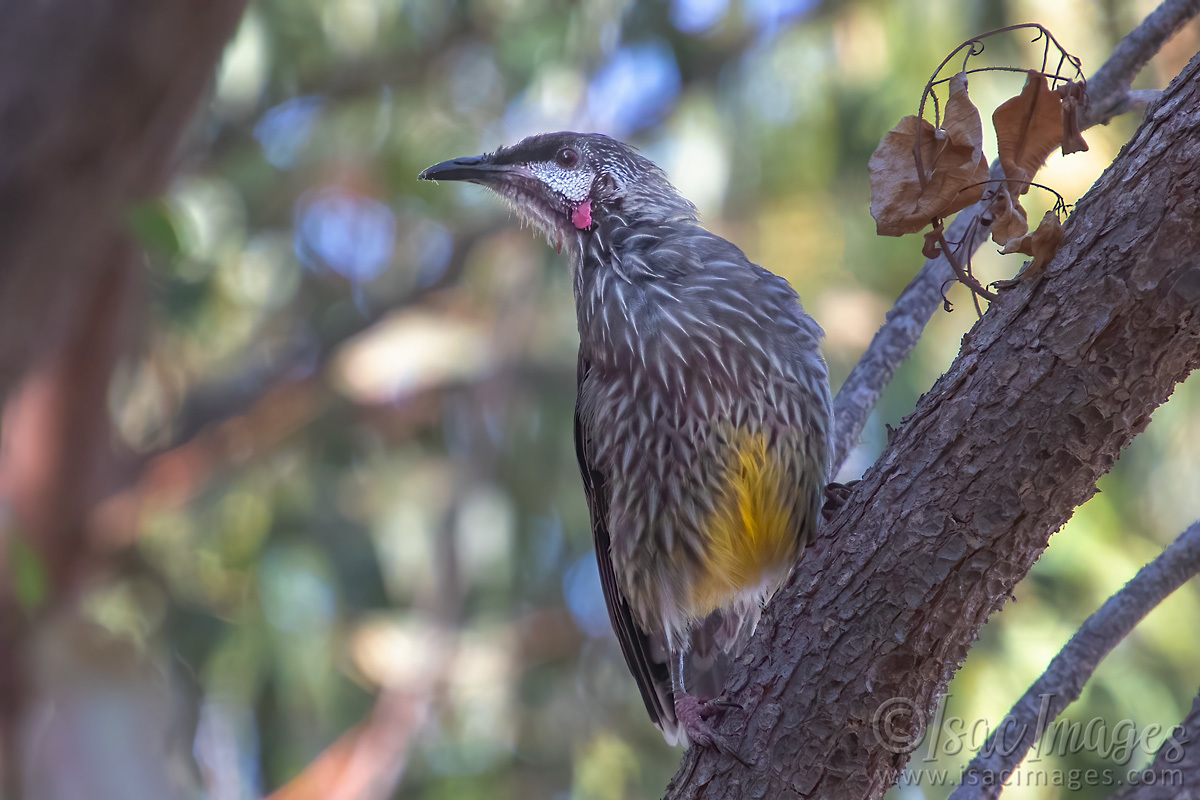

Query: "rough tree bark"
left=666, top=53, right=1200, bottom=800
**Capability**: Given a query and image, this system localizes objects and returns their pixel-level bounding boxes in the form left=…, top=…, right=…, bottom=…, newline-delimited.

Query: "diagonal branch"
left=829, top=0, right=1200, bottom=474
left=830, top=194, right=989, bottom=473
left=951, top=521, right=1200, bottom=800
left=1111, top=690, right=1200, bottom=799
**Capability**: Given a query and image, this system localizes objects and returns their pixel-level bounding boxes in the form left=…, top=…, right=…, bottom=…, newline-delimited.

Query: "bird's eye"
left=555, top=147, right=580, bottom=169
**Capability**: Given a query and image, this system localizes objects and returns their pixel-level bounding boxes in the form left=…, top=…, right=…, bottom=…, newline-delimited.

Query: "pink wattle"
left=571, top=199, right=593, bottom=230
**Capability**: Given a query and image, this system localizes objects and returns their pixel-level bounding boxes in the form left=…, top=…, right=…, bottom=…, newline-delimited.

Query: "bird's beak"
left=418, top=154, right=513, bottom=184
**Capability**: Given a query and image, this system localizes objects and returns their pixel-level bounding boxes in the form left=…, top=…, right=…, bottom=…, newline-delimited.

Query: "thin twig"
left=1085, top=0, right=1200, bottom=126
left=959, top=178, right=1070, bottom=214
left=928, top=65, right=1082, bottom=90
left=937, top=228, right=998, bottom=302
left=949, top=521, right=1200, bottom=800
left=829, top=0, right=1200, bottom=474
left=914, top=24, right=1081, bottom=185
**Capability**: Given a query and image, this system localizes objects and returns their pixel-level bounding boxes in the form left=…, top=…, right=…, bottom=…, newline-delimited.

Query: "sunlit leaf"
left=983, top=185, right=1028, bottom=248
left=993, top=70, right=1065, bottom=187
left=1058, top=80, right=1090, bottom=156
left=1001, top=210, right=1065, bottom=280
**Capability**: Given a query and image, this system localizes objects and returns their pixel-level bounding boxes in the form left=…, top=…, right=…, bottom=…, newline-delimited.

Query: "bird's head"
left=419, top=132, right=695, bottom=249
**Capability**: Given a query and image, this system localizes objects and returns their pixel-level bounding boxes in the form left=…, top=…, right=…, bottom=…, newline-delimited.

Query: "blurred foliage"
left=88, top=0, right=1200, bottom=797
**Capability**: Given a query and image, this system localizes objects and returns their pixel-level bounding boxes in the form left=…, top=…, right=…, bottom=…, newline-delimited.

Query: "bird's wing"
left=574, top=352, right=678, bottom=741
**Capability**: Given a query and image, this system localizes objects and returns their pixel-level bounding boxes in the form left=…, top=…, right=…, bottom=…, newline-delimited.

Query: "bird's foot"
left=674, top=693, right=750, bottom=765
left=822, top=480, right=861, bottom=521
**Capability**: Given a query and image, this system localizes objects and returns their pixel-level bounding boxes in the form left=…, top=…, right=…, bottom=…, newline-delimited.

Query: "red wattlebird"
left=421, top=132, right=832, bottom=751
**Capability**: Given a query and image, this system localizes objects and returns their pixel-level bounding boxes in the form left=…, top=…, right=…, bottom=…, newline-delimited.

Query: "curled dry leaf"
left=982, top=184, right=1028, bottom=248
left=1057, top=81, right=1090, bottom=155
left=922, top=228, right=942, bottom=259
left=993, top=70, right=1065, bottom=188
left=1001, top=210, right=1064, bottom=281
left=869, top=72, right=989, bottom=236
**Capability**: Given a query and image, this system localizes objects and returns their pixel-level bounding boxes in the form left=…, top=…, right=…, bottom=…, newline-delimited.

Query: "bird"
left=420, top=132, right=832, bottom=750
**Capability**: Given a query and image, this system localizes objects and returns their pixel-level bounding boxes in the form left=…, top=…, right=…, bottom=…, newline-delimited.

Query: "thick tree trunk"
left=0, top=3, right=247, bottom=794
left=666, top=54, right=1200, bottom=800
left=0, top=0, right=248, bottom=402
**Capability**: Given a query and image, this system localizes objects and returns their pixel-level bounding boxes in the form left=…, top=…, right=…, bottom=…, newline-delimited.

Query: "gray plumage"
left=420, top=132, right=832, bottom=747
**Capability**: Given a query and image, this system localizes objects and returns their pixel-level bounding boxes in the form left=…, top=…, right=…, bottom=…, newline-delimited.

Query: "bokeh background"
left=35, top=0, right=1200, bottom=798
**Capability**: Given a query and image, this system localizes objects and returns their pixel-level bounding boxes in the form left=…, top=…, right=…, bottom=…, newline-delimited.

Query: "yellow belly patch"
left=687, top=431, right=799, bottom=616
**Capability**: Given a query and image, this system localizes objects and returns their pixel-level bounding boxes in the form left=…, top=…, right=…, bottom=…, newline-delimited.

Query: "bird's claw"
left=707, top=698, right=744, bottom=712
left=822, top=480, right=861, bottom=521
left=674, top=693, right=751, bottom=766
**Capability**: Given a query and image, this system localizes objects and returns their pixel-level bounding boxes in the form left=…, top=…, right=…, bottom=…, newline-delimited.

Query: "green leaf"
left=7, top=537, right=47, bottom=612
left=126, top=200, right=182, bottom=261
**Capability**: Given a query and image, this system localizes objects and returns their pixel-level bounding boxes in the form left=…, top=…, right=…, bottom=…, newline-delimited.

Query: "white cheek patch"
left=528, top=162, right=594, bottom=203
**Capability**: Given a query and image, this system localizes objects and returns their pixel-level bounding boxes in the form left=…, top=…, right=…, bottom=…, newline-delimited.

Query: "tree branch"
left=667, top=49, right=1200, bottom=799
left=830, top=199, right=988, bottom=473
left=1112, top=691, right=1200, bottom=799
left=1085, top=0, right=1200, bottom=126
left=265, top=682, right=442, bottom=800
left=829, top=0, right=1200, bottom=473
left=951, top=521, right=1200, bottom=799
left=0, top=249, right=138, bottom=589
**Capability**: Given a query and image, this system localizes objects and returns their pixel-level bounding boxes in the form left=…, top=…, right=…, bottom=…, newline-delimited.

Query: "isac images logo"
left=871, top=694, right=1188, bottom=792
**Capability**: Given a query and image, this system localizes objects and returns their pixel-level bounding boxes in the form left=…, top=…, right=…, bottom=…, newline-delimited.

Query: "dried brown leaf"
left=993, top=71, right=1064, bottom=187
left=869, top=73, right=989, bottom=236
left=942, top=72, right=987, bottom=156
left=1057, top=81, right=1090, bottom=156
left=982, top=185, right=1028, bottom=248
left=922, top=229, right=942, bottom=259
left=1000, top=210, right=1064, bottom=281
